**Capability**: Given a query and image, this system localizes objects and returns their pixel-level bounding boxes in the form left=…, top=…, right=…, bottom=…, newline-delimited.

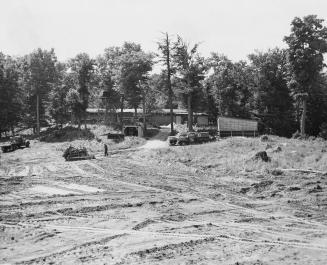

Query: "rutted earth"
left=0, top=139, right=327, bottom=264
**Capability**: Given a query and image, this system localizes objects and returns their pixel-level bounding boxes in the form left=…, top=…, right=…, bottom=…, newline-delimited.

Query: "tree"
left=118, top=43, right=153, bottom=116
left=147, top=73, right=172, bottom=109
left=68, top=53, right=95, bottom=129
left=206, top=54, right=253, bottom=119
left=19, top=49, right=58, bottom=134
left=27, top=49, right=57, bottom=134
left=99, top=43, right=153, bottom=129
left=0, top=54, right=25, bottom=136
left=173, top=36, right=206, bottom=131
left=305, top=73, right=327, bottom=135
left=249, top=49, right=295, bottom=136
left=48, top=62, right=70, bottom=126
left=96, top=53, right=121, bottom=125
left=284, top=15, right=327, bottom=136
left=157, top=33, right=175, bottom=134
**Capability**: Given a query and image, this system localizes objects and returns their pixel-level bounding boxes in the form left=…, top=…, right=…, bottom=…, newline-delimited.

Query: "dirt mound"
left=253, top=151, right=271, bottom=162
left=140, top=140, right=168, bottom=149
left=40, top=127, right=95, bottom=142
left=260, top=135, right=269, bottom=142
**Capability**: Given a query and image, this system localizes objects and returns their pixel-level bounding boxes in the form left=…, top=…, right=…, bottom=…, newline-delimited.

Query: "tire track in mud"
left=40, top=224, right=327, bottom=251
left=3, top=152, right=327, bottom=264
left=6, top=159, right=325, bottom=244
left=79, top=159, right=327, bottom=251
left=123, top=237, right=216, bottom=262
left=1, top=196, right=196, bottom=222
left=86, top=160, right=327, bottom=230
left=6, top=217, right=326, bottom=263
left=13, top=233, right=126, bottom=264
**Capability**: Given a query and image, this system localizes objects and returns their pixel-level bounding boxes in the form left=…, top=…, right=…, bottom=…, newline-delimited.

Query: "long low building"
left=85, top=108, right=209, bottom=126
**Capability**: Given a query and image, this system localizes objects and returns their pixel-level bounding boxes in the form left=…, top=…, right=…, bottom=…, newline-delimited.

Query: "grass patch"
left=138, top=136, right=327, bottom=173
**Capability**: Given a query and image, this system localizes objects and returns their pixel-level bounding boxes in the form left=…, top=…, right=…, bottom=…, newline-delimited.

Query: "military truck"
left=1, top=136, right=30, bottom=153
left=168, top=131, right=215, bottom=146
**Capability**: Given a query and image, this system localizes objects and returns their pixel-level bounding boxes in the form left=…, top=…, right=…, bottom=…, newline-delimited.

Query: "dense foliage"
left=1, top=15, right=327, bottom=138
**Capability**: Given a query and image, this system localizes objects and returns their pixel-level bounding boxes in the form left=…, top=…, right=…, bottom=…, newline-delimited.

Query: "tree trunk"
left=142, top=98, right=147, bottom=136
left=84, top=111, right=87, bottom=129
left=166, top=33, right=174, bottom=136
left=134, top=107, right=137, bottom=123
left=105, top=101, right=108, bottom=126
left=120, top=95, right=124, bottom=131
left=187, top=94, right=193, bottom=131
left=36, top=94, right=40, bottom=136
left=300, top=98, right=307, bottom=137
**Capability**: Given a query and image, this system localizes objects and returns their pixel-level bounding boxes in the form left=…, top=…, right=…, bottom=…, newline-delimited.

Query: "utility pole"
left=36, top=93, right=40, bottom=136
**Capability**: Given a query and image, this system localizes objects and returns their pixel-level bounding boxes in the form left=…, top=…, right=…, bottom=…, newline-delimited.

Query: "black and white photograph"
left=1, top=0, right=327, bottom=264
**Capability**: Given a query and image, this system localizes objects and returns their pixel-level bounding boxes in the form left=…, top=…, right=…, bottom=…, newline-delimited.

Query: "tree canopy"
left=1, top=15, right=327, bottom=139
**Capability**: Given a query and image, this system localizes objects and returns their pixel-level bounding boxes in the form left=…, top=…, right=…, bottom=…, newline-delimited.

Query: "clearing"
left=1, top=134, right=327, bottom=264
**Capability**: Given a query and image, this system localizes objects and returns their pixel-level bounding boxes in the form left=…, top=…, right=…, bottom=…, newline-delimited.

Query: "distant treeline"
left=1, top=15, right=327, bottom=138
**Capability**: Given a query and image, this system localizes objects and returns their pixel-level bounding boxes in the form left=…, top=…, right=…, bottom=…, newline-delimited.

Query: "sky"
left=1, top=0, right=327, bottom=62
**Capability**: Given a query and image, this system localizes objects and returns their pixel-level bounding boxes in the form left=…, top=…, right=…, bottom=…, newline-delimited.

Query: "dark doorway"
left=124, top=126, right=138, bottom=136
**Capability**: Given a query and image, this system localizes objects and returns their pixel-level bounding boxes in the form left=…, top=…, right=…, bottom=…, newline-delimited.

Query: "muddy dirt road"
left=1, top=140, right=327, bottom=264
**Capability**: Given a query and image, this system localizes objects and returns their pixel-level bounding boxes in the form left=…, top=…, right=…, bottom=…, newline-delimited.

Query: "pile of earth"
left=40, top=126, right=95, bottom=142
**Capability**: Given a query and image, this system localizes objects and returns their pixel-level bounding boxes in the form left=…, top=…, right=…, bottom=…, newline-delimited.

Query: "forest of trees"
left=1, top=15, right=327, bottom=138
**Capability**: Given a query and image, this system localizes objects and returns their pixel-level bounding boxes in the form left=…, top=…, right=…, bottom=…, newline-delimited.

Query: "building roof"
left=86, top=108, right=208, bottom=116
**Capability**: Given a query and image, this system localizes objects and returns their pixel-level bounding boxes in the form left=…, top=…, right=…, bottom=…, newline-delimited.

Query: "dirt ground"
left=1, top=135, right=327, bottom=264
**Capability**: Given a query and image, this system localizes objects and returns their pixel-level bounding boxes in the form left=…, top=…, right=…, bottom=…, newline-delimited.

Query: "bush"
left=292, top=130, right=301, bottom=139
left=40, top=126, right=95, bottom=142
left=319, top=122, right=327, bottom=140
left=260, top=135, right=269, bottom=142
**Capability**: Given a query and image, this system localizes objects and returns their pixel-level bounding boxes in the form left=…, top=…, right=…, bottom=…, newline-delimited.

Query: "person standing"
left=104, top=144, right=108, bottom=156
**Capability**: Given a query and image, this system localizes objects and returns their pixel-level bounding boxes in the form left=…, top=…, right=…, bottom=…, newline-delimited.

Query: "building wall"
left=217, top=117, right=258, bottom=131
left=148, top=114, right=175, bottom=126
left=196, top=116, right=209, bottom=126
left=84, top=110, right=209, bottom=126
left=176, top=116, right=182, bottom=124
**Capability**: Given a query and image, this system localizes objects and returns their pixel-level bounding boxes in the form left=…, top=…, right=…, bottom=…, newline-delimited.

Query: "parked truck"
left=168, top=131, right=215, bottom=146
left=1, top=136, right=30, bottom=153
left=217, top=117, right=258, bottom=137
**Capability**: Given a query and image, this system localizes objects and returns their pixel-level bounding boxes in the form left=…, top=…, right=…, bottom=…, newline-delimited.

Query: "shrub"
left=319, top=122, right=327, bottom=140
left=40, top=126, right=95, bottom=142
left=292, top=130, right=301, bottom=139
